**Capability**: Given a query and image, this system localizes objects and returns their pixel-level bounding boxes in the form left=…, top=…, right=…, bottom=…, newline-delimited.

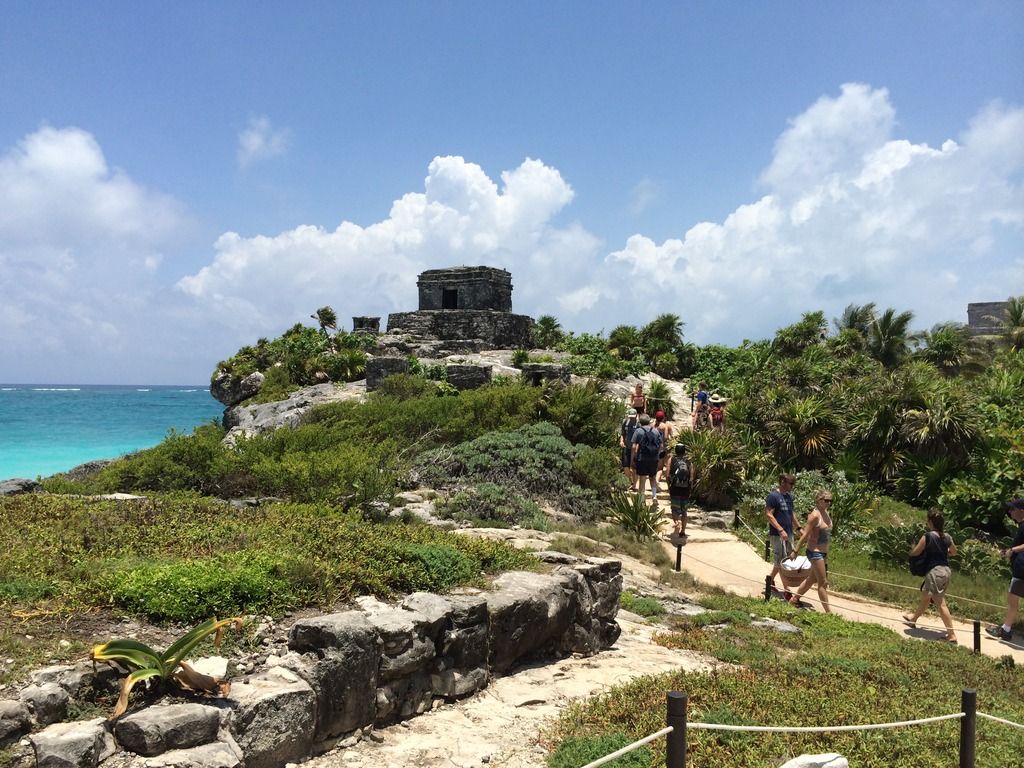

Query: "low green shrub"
left=395, top=544, right=480, bottom=592
left=607, top=493, right=662, bottom=541
left=541, top=381, right=622, bottom=448
left=436, top=483, right=544, bottom=526
left=547, top=733, right=649, bottom=768
left=619, top=591, right=665, bottom=618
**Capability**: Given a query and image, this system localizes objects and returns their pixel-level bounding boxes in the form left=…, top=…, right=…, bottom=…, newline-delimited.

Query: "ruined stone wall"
left=21, top=557, right=621, bottom=768
left=387, top=310, right=533, bottom=348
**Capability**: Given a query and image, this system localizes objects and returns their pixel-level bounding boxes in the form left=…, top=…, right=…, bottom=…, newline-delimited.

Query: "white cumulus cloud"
left=0, top=126, right=189, bottom=381
left=178, top=155, right=593, bottom=333
left=237, top=116, right=290, bottom=168
left=573, top=85, right=1024, bottom=343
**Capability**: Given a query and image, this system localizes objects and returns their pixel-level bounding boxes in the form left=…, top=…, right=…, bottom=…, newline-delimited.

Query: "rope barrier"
left=978, top=712, right=1024, bottom=731
left=579, top=726, right=674, bottom=768
left=688, top=712, right=965, bottom=733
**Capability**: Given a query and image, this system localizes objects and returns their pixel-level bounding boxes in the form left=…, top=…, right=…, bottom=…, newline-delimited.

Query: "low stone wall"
left=445, top=364, right=492, bottom=390
left=15, top=558, right=621, bottom=768
left=386, top=310, right=533, bottom=349
left=365, top=356, right=410, bottom=391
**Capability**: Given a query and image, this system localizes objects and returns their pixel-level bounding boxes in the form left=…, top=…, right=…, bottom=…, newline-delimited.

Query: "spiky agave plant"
left=91, top=616, right=244, bottom=718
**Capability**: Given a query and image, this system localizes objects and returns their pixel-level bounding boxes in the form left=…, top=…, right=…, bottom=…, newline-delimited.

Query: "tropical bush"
left=606, top=492, right=662, bottom=540
left=677, top=429, right=749, bottom=506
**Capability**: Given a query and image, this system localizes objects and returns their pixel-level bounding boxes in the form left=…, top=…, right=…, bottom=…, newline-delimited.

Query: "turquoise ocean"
left=0, top=385, right=223, bottom=480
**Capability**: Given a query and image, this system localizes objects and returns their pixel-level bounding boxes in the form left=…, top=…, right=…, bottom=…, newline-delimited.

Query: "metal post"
left=675, top=543, right=682, bottom=572
left=973, top=620, right=981, bottom=654
left=959, top=688, right=976, bottom=768
left=666, top=691, right=687, bottom=768
left=764, top=575, right=773, bottom=602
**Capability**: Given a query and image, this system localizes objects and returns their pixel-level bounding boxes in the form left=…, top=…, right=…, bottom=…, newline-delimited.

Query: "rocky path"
left=673, top=520, right=1024, bottom=663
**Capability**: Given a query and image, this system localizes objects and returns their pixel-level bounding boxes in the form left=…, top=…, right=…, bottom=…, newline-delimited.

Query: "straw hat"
left=709, top=394, right=727, bottom=404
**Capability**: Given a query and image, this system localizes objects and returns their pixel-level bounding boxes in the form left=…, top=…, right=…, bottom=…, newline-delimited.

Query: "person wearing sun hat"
left=708, top=393, right=727, bottom=432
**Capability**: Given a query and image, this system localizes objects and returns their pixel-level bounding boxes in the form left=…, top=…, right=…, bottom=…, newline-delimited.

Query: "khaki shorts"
left=923, top=565, right=951, bottom=596
left=770, top=535, right=793, bottom=565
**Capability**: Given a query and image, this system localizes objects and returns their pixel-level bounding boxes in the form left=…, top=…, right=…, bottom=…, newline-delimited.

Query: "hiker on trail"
left=708, top=394, right=727, bottom=432
left=619, top=408, right=640, bottom=490
left=629, top=382, right=647, bottom=414
left=987, top=498, right=1024, bottom=642
left=766, top=473, right=803, bottom=600
left=789, top=489, right=833, bottom=613
left=693, top=382, right=710, bottom=431
left=903, top=508, right=957, bottom=643
left=667, top=443, right=695, bottom=544
left=653, top=410, right=673, bottom=487
left=631, top=413, right=663, bottom=506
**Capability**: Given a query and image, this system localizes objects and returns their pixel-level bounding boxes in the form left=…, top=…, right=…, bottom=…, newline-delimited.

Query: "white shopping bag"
left=782, top=555, right=811, bottom=574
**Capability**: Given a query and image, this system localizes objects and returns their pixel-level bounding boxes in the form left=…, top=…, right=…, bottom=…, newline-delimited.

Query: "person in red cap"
left=653, top=409, right=673, bottom=489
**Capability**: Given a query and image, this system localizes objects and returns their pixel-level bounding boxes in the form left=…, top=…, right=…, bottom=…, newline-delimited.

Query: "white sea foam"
left=1, top=387, right=18, bottom=391
left=32, top=387, right=81, bottom=391
left=178, top=389, right=198, bottom=392
left=137, top=389, right=150, bottom=392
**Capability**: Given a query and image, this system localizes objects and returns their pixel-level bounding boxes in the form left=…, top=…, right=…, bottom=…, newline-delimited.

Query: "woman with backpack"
left=903, top=509, right=958, bottom=644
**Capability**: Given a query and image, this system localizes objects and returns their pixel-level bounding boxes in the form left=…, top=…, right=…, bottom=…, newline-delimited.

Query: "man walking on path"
left=766, top=473, right=802, bottom=599
left=988, top=498, right=1024, bottom=641
left=619, top=408, right=639, bottom=490
left=631, top=413, right=663, bottom=506
left=667, top=443, right=695, bottom=544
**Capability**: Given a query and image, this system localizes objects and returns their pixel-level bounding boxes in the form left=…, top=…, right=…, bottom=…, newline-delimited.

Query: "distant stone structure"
left=387, top=266, right=533, bottom=349
left=967, top=301, right=1009, bottom=337
left=352, top=316, right=381, bottom=334
left=520, top=363, right=570, bottom=387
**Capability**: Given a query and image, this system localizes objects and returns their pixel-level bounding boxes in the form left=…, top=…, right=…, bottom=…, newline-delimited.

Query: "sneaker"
left=986, top=626, right=1013, bottom=641
left=902, top=615, right=916, bottom=628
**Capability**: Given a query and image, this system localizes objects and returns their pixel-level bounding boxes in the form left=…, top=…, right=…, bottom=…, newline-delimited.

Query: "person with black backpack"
left=667, top=443, right=695, bottom=543
left=903, top=508, right=958, bottom=644
left=619, top=408, right=640, bottom=491
left=987, top=498, right=1024, bottom=641
left=630, top=413, right=663, bottom=506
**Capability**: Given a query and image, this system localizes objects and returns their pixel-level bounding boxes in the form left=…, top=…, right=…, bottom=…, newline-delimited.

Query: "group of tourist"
left=619, top=383, right=694, bottom=544
left=764, top=472, right=1024, bottom=645
left=620, top=381, right=1024, bottom=645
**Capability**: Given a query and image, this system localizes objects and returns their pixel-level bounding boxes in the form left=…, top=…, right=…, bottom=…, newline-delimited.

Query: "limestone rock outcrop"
left=210, top=371, right=265, bottom=407
left=221, top=382, right=365, bottom=446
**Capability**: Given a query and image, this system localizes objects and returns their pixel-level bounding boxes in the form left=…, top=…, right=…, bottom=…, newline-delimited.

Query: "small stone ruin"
left=351, top=316, right=381, bottom=335
left=386, top=267, right=534, bottom=350
left=967, top=300, right=1009, bottom=337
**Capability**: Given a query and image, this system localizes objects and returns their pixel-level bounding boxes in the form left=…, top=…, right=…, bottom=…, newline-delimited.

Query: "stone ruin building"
left=967, top=300, right=1010, bottom=337
left=386, top=266, right=534, bottom=349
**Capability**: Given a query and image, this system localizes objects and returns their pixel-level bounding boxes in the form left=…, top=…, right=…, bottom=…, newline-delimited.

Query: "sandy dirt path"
left=672, top=520, right=1024, bottom=663
left=303, top=614, right=712, bottom=768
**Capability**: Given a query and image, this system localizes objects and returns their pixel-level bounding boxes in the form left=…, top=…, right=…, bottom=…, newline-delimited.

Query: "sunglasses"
left=821, top=499, right=833, bottom=504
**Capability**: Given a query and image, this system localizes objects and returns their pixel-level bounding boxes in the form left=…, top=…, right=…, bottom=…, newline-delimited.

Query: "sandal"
left=902, top=615, right=916, bottom=628
left=946, top=637, right=958, bottom=644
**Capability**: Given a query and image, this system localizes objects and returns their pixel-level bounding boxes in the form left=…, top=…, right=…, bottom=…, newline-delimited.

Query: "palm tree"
left=608, top=325, right=643, bottom=361
left=986, top=295, right=1024, bottom=352
left=532, top=315, right=564, bottom=349
left=912, top=322, right=985, bottom=376
left=833, top=302, right=876, bottom=335
left=640, top=314, right=684, bottom=350
left=867, top=308, right=915, bottom=368
left=311, top=306, right=338, bottom=337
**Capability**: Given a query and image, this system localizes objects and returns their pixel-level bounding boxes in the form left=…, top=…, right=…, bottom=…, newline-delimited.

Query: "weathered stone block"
left=224, top=667, right=315, bottom=768
left=520, top=363, right=570, bottom=386
left=114, top=703, right=221, bottom=756
left=30, top=718, right=115, bottom=768
left=445, top=364, right=492, bottom=391
left=0, top=700, right=32, bottom=746
left=352, top=316, right=381, bottom=334
left=365, top=356, right=410, bottom=391
left=20, top=682, right=69, bottom=726
left=133, top=740, right=243, bottom=768
left=487, top=571, right=575, bottom=672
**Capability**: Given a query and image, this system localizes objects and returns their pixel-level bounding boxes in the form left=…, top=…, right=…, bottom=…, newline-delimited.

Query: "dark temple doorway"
left=442, top=288, right=458, bottom=309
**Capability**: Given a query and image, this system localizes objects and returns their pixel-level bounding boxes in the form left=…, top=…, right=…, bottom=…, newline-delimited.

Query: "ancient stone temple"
left=386, top=266, right=533, bottom=348
left=967, top=301, right=1009, bottom=337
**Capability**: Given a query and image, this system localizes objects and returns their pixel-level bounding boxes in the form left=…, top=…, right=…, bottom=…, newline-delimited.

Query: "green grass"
left=546, top=594, right=1024, bottom=767
left=620, top=591, right=666, bottom=618
left=0, top=493, right=537, bottom=624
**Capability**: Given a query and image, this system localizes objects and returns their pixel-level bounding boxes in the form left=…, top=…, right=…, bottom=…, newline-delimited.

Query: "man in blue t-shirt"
left=765, top=473, right=803, bottom=598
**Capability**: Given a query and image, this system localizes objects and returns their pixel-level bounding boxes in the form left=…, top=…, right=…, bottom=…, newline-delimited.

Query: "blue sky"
left=1, top=2, right=1021, bottom=384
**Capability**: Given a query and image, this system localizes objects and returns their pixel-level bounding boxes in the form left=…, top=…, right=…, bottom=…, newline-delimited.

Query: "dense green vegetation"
left=547, top=594, right=1024, bottom=767
left=0, top=493, right=535, bottom=623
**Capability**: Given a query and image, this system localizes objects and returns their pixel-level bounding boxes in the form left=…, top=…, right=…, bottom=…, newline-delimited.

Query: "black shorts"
left=621, top=448, right=632, bottom=469
left=635, top=459, right=658, bottom=477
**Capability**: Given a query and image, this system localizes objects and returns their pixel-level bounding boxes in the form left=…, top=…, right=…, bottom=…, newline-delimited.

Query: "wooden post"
left=973, top=620, right=981, bottom=654
left=764, top=575, right=772, bottom=602
left=675, top=543, right=682, bottom=573
left=666, top=691, right=687, bottom=768
left=959, top=688, right=976, bottom=768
